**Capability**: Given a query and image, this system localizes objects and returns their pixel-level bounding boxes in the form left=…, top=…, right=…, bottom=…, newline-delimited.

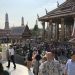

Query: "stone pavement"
left=3, top=62, right=34, bottom=75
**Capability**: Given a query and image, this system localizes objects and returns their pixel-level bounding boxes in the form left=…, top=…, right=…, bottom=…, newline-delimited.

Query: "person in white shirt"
left=6, top=45, right=16, bottom=69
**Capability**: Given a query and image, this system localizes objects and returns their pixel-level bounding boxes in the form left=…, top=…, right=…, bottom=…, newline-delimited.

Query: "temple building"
left=22, top=24, right=31, bottom=40
left=0, top=13, right=11, bottom=43
left=0, top=13, right=31, bottom=44
left=10, top=16, right=25, bottom=44
left=38, top=0, right=75, bottom=42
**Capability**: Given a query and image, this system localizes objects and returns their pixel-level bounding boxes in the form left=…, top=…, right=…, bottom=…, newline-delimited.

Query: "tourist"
left=24, top=56, right=34, bottom=75
left=41, top=55, right=47, bottom=63
left=0, top=63, right=9, bottom=75
left=40, top=51, right=62, bottom=75
left=33, top=53, right=41, bottom=75
left=0, top=52, right=2, bottom=63
left=6, top=45, right=16, bottom=69
left=64, top=51, right=75, bottom=75
left=39, top=55, right=47, bottom=75
left=0, top=63, right=4, bottom=75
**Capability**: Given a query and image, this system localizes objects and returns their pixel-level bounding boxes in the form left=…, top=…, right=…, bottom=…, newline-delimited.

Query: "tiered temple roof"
left=22, top=25, right=31, bottom=38
left=39, top=0, right=75, bottom=21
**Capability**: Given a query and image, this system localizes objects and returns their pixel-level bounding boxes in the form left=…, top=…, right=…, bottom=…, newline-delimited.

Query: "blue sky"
left=0, top=0, right=65, bottom=29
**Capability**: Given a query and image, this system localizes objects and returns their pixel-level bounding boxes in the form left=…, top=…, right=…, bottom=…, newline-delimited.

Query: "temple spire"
left=45, top=8, right=48, bottom=14
left=21, top=16, right=24, bottom=26
left=5, top=13, right=9, bottom=29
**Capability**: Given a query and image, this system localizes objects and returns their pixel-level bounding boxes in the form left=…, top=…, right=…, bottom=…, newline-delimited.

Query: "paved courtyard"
left=3, top=62, right=34, bottom=75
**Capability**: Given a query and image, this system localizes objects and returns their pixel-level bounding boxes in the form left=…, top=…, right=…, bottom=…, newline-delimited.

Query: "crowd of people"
left=32, top=49, right=75, bottom=75
left=0, top=42, right=75, bottom=75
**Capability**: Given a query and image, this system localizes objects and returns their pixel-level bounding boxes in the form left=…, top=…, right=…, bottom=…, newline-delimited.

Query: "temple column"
left=72, top=17, right=75, bottom=37
left=55, top=23, right=59, bottom=41
left=65, top=24, right=72, bottom=39
left=71, top=25, right=73, bottom=36
left=61, top=18, right=65, bottom=41
left=49, top=20, right=53, bottom=41
left=41, top=21, right=45, bottom=41
left=52, top=24, right=55, bottom=40
left=65, top=24, right=67, bottom=38
left=46, top=22, right=49, bottom=42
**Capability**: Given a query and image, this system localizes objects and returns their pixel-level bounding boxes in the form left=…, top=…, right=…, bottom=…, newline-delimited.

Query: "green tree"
left=33, top=25, right=38, bottom=31
left=32, top=24, right=39, bottom=42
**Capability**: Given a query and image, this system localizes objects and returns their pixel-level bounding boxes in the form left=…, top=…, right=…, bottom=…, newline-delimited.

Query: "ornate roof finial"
left=45, top=8, right=48, bottom=14
left=57, top=1, right=59, bottom=7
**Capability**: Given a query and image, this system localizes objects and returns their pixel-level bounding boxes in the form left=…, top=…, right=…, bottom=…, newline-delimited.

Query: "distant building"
left=0, top=13, right=31, bottom=44
left=0, top=29, right=10, bottom=43
left=10, top=26, right=25, bottom=44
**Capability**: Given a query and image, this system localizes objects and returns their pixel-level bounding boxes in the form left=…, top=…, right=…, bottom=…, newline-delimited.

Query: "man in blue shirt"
left=64, top=51, right=75, bottom=75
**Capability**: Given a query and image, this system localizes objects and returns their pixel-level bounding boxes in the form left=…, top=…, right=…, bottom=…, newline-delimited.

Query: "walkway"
left=3, top=62, right=34, bottom=75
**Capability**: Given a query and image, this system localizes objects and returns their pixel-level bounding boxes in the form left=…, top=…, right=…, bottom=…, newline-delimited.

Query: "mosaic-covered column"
left=46, top=22, right=50, bottom=42
left=66, top=24, right=71, bottom=39
left=41, top=21, right=45, bottom=41
left=49, top=20, right=53, bottom=41
left=61, top=18, right=65, bottom=41
left=72, top=17, right=75, bottom=37
left=55, top=23, right=59, bottom=41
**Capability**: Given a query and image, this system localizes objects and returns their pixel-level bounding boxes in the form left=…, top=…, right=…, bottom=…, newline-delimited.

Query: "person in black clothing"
left=0, top=63, right=4, bottom=75
left=0, top=63, right=9, bottom=75
left=33, top=53, right=41, bottom=75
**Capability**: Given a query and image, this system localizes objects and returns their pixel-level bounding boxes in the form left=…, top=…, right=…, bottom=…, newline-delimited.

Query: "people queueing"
left=6, top=45, right=16, bottom=69
left=40, top=51, right=62, bottom=75
left=64, top=51, right=75, bottom=75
